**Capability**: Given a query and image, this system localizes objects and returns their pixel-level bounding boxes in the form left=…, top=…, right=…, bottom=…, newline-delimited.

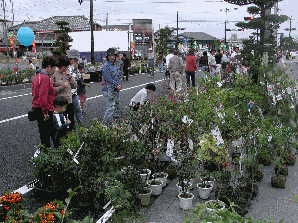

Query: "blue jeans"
left=102, top=86, right=120, bottom=122
left=158, top=63, right=163, bottom=72
left=72, top=94, right=83, bottom=126
left=201, top=66, right=209, bottom=79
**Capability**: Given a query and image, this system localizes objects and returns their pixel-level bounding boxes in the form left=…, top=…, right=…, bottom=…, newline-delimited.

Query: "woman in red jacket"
left=31, top=56, right=57, bottom=148
left=185, top=48, right=197, bottom=88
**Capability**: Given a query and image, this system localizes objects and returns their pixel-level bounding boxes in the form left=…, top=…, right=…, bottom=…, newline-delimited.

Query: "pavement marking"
left=0, top=79, right=165, bottom=124
left=0, top=92, right=32, bottom=101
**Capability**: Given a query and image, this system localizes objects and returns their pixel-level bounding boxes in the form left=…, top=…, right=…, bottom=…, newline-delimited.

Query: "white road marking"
left=0, top=79, right=165, bottom=124
left=0, top=93, right=32, bottom=101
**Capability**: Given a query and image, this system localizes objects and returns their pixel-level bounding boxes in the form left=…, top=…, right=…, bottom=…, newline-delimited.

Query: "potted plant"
left=137, top=187, right=152, bottom=206
left=148, top=178, right=163, bottom=196
left=178, top=191, right=194, bottom=210
left=271, top=173, right=286, bottom=188
left=152, top=172, right=168, bottom=187
left=197, top=180, right=213, bottom=200
left=275, top=162, right=288, bottom=176
left=205, top=200, right=225, bottom=213
left=139, top=168, right=151, bottom=184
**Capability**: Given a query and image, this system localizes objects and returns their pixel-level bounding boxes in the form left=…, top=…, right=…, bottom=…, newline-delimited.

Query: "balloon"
left=17, top=27, right=34, bottom=47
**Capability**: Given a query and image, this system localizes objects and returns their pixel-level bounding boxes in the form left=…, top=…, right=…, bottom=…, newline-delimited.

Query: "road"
left=0, top=69, right=206, bottom=196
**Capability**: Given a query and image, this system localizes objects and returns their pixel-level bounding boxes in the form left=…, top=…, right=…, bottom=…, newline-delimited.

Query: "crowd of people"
left=31, top=45, right=246, bottom=148
left=153, top=46, right=247, bottom=94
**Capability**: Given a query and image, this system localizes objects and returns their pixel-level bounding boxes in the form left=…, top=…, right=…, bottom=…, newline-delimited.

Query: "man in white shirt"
left=165, top=48, right=174, bottom=89
left=129, top=83, right=156, bottom=111
left=208, top=50, right=216, bottom=78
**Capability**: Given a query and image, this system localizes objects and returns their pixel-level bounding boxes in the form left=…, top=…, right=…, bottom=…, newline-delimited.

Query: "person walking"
left=148, top=48, right=155, bottom=77
left=185, top=48, right=197, bottom=88
left=51, top=56, right=77, bottom=131
left=68, top=49, right=83, bottom=126
left=168, top=50, right=184, bottom=93
left=199, top=51, right=209, bottom=79
left=31, top=56, right=57, bottom=148
left=208, top=49, right=217, bottom=78
left=221, top=51, right=230, bottom=71
left=165, top=48, right=174, bottom=89
left=122, top=53, right=131, bottom=81
left=158, top=52, right=163, bottom=73
left=77, top=63, right=90, bottom=114
left=102, top=48, right=122, bottom=123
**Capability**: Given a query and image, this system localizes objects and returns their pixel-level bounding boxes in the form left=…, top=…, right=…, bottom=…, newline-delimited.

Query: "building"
left=168, top=32, right=216, bottom=51
left=1, top=16, right=101, bottom=56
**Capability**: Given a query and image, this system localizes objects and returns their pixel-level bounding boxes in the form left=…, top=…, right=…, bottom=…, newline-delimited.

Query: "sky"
left=1, top=0, right=298, bottom=40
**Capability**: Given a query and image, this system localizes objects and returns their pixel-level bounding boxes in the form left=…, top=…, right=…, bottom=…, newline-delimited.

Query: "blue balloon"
left=17, top=27, right=34, bottom=47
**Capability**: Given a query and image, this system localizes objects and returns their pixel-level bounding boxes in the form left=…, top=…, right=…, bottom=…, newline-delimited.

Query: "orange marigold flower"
left=60, top=210, right=65, bottom=215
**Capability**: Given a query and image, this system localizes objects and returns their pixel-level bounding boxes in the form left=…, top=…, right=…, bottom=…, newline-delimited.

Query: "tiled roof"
left=8, top=21, right=39, bottom=32
left=169, top=32, right=215, bottom=41
left=34, top=16, right=91, bottom=32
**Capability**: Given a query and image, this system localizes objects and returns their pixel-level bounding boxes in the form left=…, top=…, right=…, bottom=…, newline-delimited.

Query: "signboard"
left=198, top=44, right=202, bottom=50
left=183, top=38, right=188, bottom=43
left=223, top=44, right=226, bottom=51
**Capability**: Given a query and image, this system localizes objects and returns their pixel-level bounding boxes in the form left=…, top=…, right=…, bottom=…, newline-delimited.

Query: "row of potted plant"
left=26, top=61, right=298, bottom=220
left=0, top=69, right=35, bottom=86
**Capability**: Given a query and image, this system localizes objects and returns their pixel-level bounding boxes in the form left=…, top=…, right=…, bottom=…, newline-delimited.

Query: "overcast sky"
left=1, top=0, right=297, bottom=40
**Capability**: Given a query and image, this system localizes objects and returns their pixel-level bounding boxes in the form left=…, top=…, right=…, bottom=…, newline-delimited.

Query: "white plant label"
left=287, top=87, right=292, bottom=94
left=232, top=137, right=244, bottom=147
left=188, top=138, right=193, bottom=150
left=166, top=138, right=174, bottom=157
left=217, top=82, right=222, bottom=87
left=182, top=115, right=193, bottom=126
left=276, top=94, right=282, bottom=100
left=211, top=126, right=224, bottom=146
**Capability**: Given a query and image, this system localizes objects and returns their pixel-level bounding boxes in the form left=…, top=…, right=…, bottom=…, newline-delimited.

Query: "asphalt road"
left=0, top=68, right=206, bottom=196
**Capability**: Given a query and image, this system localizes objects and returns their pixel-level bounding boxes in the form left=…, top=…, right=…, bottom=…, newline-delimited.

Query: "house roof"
left=8, top=21, right=39, bottom=32
left=169, top=32, right=215, bottom=41
left=34, top=16, right=92, bottom=32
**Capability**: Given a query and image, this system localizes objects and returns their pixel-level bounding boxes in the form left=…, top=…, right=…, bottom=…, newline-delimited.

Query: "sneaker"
left=82, top=111, right=87, bottom=115
left=149, top=75, right=154, bottom=78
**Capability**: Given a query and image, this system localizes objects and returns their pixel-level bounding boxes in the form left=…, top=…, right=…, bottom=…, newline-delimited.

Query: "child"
left=77, top=64, right=90, bottom=114
left=53, top=96, right=71, bottom=148
left=129, top=83, right=156, bottom=111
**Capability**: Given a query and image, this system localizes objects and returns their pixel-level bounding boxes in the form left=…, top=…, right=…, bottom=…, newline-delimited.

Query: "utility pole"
left=176, top=11, right=178, bottom=49
left=289, top=16, right=292, bottom=38
left=2, top=0, right=9, bottom=63
left=78, top=0, right=95, bottom=64
left=106, top=12, right=108, bottom=31
left=90, top=0, right=94, bottom=64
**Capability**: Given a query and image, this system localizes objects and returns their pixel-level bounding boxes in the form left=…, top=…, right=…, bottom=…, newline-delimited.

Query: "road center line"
left=0, top=79, right=164, bottom=124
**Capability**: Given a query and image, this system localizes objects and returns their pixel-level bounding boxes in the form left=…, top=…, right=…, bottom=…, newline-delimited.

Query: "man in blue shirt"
left=102, top=48, right=123, bottom=123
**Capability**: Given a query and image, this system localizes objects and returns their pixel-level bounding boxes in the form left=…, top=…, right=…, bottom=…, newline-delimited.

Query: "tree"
left=225, top=0, right=288, bottom=83
left=154, top=26, right=175, bottom=56
left=52, top=21, right=73, bottom=56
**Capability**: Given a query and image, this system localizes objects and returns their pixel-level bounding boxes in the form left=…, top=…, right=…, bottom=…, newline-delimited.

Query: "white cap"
left=148, top=48, right=152, bottom=50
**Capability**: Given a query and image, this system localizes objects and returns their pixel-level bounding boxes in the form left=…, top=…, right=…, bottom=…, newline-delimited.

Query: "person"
left=102, top=48, right=122, bottom=123
left=199, top=51, right=209, bottom=78
left=51, top=56, right=77, bottom=131
left=52, top=96, right=71, bottom=148
left=122, top=53, right=131, bottom=81
left=148, top=48, right=155, bottom=77
left=27, top=59, right=35, bottom=70
left=158, top=52, right=163, bottom=73
left=168, top=50, right=184, bottom=93
left=68, top=49, right=83, bottom=126
left=77, top=63, right=90, bottom=114
left=215, top=50, right=222, bottom=64
left=31, top=56, right=57, bottom=148
left=208, top=49, right=217, bottom=78
left=114, top=50, right=124, bottom=79
left=185, top=48, right=197, bottom=88
left=129, top=83, right=156, bottom=111
left=221, top=51, right=230, bottom=71
left=165, top=48, right=174, bottom=89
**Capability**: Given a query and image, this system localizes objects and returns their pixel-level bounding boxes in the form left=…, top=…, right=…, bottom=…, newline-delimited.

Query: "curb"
left=0, top=83, right=32, bottom=91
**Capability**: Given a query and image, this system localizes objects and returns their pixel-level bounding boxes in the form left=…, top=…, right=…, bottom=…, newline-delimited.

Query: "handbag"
left=28, top=108, right=37, bottom=121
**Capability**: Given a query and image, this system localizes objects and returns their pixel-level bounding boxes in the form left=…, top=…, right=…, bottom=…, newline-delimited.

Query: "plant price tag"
left=211, top=126, right=224, bottom=146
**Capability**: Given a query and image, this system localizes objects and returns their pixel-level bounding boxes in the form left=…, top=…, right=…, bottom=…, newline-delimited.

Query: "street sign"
left=223, top=45, right=226, bottom=51
left=198, top=44, right=202, bottom=50
left=183, top=38, right=188, bottom=43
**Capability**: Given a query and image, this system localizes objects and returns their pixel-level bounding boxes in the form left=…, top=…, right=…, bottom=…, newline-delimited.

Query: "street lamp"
left=78, top=0, right=95, bottom=64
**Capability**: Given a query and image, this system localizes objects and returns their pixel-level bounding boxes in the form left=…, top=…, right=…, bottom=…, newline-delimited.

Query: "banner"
left=32, top=39, right=38, bottom=65
left=131, top=41, right=134, bottom=59
left=8, top=33, right=18, bottom=65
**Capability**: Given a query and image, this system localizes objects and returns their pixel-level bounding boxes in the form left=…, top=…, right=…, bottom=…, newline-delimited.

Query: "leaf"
left=54, top=211, right=62, bottom=219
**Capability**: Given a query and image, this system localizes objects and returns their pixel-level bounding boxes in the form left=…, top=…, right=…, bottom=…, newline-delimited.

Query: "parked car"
left=290, top=51, right=298, bottom=59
